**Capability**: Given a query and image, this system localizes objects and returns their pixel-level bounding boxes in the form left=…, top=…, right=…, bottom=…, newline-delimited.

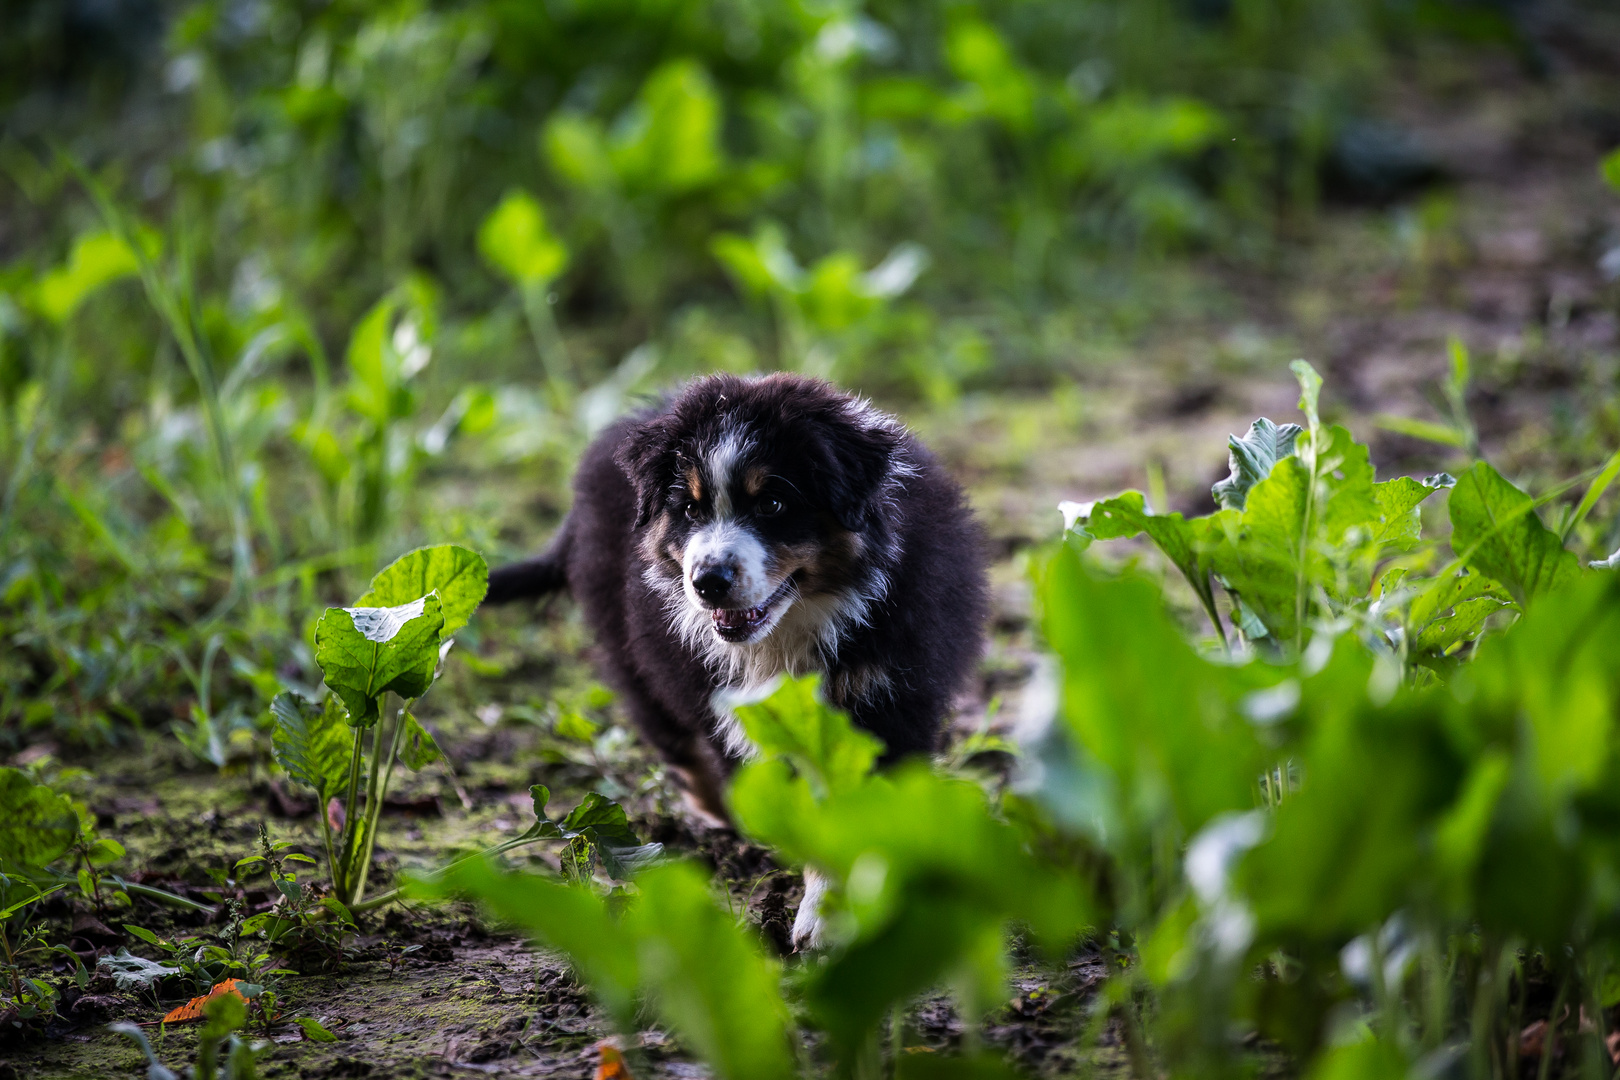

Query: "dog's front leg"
left=791, top=866, right=831, bottom=952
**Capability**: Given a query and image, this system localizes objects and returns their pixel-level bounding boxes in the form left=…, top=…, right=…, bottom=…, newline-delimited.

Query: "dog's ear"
left=810, top=406, right=907, bottom=533
left=614, top=412, right=678, bottom=527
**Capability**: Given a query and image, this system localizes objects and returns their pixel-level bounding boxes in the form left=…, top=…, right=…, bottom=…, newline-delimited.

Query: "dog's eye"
left=683, top=500, right=702, bottom=521
left=757, top=496, right=784, bottom=517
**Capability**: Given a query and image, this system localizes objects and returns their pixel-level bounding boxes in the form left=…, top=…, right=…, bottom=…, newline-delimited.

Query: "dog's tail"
left=483, top=516, right=574, bottom=606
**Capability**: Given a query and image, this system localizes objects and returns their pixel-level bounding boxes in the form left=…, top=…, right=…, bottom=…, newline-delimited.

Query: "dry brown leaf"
left=593, top=1041, right=633, bottom=1080
left=162, top=978, right=247, bottom=1024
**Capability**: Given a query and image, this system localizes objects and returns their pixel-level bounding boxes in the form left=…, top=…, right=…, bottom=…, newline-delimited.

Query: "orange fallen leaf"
left=593, top=1041, right=634, bottom=1080
left=162, top=978, right=248, bottom=1024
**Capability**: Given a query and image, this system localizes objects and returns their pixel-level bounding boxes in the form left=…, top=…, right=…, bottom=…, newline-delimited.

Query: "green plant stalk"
left=1295, top=432, right=1322, bottom=657
left=351, top=705, right=410, bottom=904
left=0, top=919, right=21, bottom=999
left=1533, top=971, right=1569, bottom=1080
left=1561, top=445, right=1620, bottom=543
left=344, top=711, right=391, bottom=906
left=336, top=725, right=367, bottom=899
left=520, top=281, right=572, bottom=403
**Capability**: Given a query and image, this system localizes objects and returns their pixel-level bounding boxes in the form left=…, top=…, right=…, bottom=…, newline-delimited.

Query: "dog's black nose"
left=692, top=566, right=735, bottom=603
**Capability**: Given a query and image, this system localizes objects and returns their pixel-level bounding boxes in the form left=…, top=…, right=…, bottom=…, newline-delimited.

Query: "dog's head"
left=615, top=373, right=910, bottom=650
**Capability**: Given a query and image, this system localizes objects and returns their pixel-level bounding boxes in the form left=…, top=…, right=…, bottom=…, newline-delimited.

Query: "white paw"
left=791, top=868, right=830, bottom=952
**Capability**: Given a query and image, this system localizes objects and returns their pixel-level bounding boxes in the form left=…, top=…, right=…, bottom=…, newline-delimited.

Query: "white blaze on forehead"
left=682, top=520, right=771, bottom=608
left=702, top=428, right=750, bottom=520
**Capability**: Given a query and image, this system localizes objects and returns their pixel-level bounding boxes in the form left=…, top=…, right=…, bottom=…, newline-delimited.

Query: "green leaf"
left=398, top=713, right=442, bottom=771
left=1374, top=414, right=1469, bottom=447
left=620, top=863, right=796, bottom=1080
left=729, top=675, right=882, bottom=798
left=1602, top=146, right=1620, bottom=193
left=420, top=859, right=793, bottom=1079
left=1412, top=596, right=1511, bottom=655
left=415, top=858, right=641, bottom=1023
left=477, top=190, right=569, bottom=287
left=1033, top=550, right=1274, bottom=835
left=86, top=838, right=125, bottom=867
left=558, top=792, right=642, bottom=848
left=1370, top=475, right=1445, bottom=549
left=1070, top=490, right=1231, bottom=636
left=1447, top=461, right=1579, bottom=606
left=34, top=230, right=152, bottom=324
left=1208, top=425, right=1379, bottom=644
left=314, top=595, right=445, bottom=724
left=270, top=693, right=351, bottom=801
left=0, top=768, right=82, bottom=869
left=609, top=60, right=725, bottom=194
left=1211, top=418, right=1303, bottom=511
left=295, top=1017, right=338, bottom=1043
left=1307, top=1037, right=1410, bottom=1080
left=356, top=545, right=488, bottom=640
left=123, top=925, right=162, bottom=946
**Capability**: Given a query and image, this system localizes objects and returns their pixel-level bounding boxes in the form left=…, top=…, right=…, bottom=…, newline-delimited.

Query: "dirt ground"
left=5, top=24, right=1620, bottom=1080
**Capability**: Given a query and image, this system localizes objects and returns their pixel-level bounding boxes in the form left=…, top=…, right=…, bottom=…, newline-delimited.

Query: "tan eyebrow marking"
left=684, top=466, right=703, bottom=501
left=744, top=466, right=770, bottom=496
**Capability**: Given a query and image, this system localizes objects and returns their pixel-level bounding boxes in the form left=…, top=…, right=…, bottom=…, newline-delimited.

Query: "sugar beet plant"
left=422, top=366, right=1620, bottom=1079
left=270, top=544, right=487, bottom=910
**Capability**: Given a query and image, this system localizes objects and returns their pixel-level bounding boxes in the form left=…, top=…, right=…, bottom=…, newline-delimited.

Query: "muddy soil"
left=5, top=21, right=1620, bottom=1080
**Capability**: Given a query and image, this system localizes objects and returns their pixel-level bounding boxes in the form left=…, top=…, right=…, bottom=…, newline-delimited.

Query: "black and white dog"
left=483, top=373, right=987, bottom=947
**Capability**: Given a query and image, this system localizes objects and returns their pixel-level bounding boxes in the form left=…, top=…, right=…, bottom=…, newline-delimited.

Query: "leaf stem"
left=353, top=703, right=409, bottom=903
left=337, top=725, right=366, bottom=898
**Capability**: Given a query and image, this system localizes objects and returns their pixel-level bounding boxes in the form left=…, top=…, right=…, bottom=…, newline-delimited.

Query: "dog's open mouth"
left=710, top=578, right=796, bottom=642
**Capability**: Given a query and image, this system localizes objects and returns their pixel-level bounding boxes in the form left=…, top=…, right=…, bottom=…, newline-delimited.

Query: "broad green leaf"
left=1432, top=752, right=1511, bottom=912
left=1370, top=475, right=1442, bottom=549
left=623, top=863, right=796, bottom=1080
left=414, top=858, right=639, bottom=1021
left=1211, top=418, right=1302, bottom=511
left=34, top=230, right=152, bottom=324
left=1209, top=425, right=1378, bottom=645
left=1447, top=461, right=1578, bottom=606
left=477, top=190, right=569, bottom=287
left=543, top=113, right=615, bottom=190
left=1467, top=574, right=1620, bottom=798
left=559, top=792, right=642, bottom=848
left=314, top=595, right=444, bottom=724
left=1071, top=490, right=1230, bottom=634
left=418, top=859, right=794, bottom=1079
left=1307, top=1037, right=1410, bottom=1080
left=1238, top=645, right=1461, bottom=936
left=356, top=544, right=488, bottom=639
left=0, top=768, right=82, bottom=869
left=610, top=60, right=725, bottom=193
left=1412, top=596, right=1510, bottom=655
left=270, top=693, right=350, bottom=801
left=398, top=713, right=442, bottom=771
left=729, top=675, right=882, bottom=798
left=735, top=761, right=1090, bottom=1054
left=1035, top=550, right=1272, bottom=833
